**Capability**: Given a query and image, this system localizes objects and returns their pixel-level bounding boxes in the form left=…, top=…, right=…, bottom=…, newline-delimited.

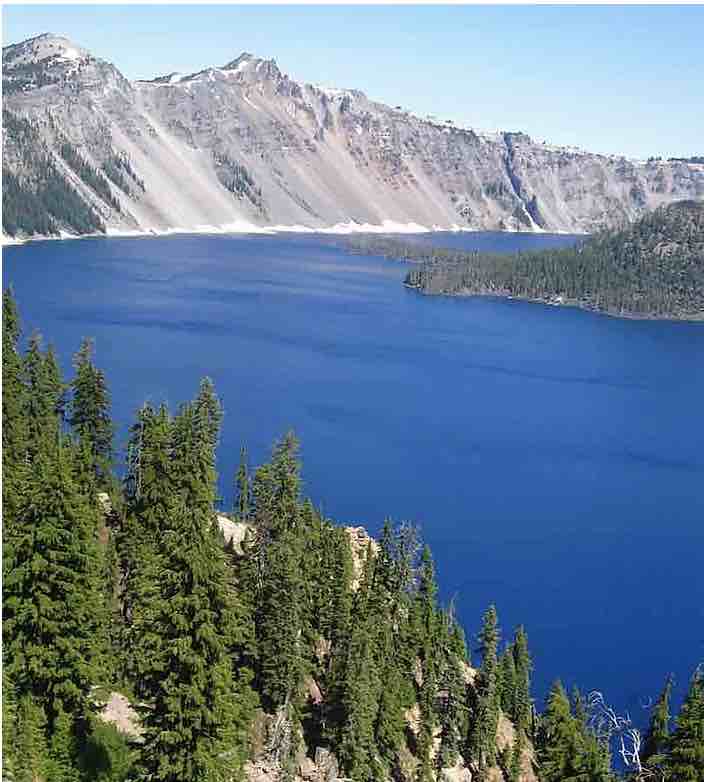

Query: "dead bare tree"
left=587, top=691, right=660, bottom=781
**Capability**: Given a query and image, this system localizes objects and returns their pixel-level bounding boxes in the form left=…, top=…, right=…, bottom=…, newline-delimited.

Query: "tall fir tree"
left=3, top=434, right=101, bottom=740
left=415, top=545, right=441, bottom=782
left=537, top=680, right=583, bottom=782
left=234, top=444, right=251, bottom=521
left=338, top=548, right=383, bottom=782
left=250, top=432, right=307, bottom=712
left=665, top=668, right=704, bottom=782
left=641, top=673, right=673, bottom=771
left=467, top=605, right=501, bottom=777
left=512, top=625, right=533, bottom=735
left=138, top=388, right=251, bottom=782
left=69, top=337, right=113, bottom=484
left=2, top=288, right=29, bottom=521
left=120, top=403, right=173, bottom=694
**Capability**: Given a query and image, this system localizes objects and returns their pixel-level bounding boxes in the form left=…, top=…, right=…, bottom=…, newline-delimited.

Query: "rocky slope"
left=3, top=32, right=703, bottom=239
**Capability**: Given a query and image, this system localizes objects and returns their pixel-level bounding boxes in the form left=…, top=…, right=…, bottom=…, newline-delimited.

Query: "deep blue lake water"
left=4, top=231, right=703, bottom=720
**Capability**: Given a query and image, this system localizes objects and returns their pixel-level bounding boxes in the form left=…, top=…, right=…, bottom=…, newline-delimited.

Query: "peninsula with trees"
left=348, top=201, right=704, bottom=320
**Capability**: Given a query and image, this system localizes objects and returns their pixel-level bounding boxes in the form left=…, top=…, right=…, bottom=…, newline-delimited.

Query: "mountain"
left=399, top=200, right=704, bottom=319
left=3, top=32, right=704, bottom=239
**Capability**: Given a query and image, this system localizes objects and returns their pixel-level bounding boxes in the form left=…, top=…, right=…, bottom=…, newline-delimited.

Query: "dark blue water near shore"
left=4, top=231, right=703, bottom=718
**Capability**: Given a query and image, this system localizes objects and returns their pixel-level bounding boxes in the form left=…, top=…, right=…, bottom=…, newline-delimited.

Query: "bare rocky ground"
left=4, top=33, right=703, bottom=239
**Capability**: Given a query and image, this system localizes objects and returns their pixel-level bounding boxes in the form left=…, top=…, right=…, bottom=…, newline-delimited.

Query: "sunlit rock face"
left=4, top=33, right=703, bottom=238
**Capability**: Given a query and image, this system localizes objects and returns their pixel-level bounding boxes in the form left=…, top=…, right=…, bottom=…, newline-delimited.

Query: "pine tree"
left=257, top=528, right=306, bottom=709
left=120, top=403, right=172, bottom=694
left=249, top=432, right=307, bottom=711
left=665, top=668, right=704, bottom=782
left=69, top=338, right=113, bottom=484
left=339, top=550, right=383, bottom=782
left=3, top=436, right=100, bottom=741
left=138, top=387, right=252, bottom=782
left=512, top=625, right=533, bottom=734
left=467, top=605, right=501, bottom=777
left=2, top=290, right=28, bottom=508
left=415, top=545, right=441, bottom=782
left=45, top=706, right=82, bottom=782
left=23, top=331, right=63, bottom=459
left=537, top=680, right=582, bottom=782
left=234, top=445, right=251, bottom=521
left=6, top=691, right=52, bottom=782
left=641, top=673, right=673, bottom=771
left=436, top=610, right=468, bottom=770
left=498, top=647, right=517, bottom=719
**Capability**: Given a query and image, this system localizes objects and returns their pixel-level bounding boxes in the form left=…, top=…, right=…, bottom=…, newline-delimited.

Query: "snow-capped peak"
left=3, top=33, right=90, bottom=67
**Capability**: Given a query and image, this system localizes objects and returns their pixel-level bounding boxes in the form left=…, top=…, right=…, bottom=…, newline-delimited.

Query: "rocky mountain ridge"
left=3, top=32, right=703, bottom=239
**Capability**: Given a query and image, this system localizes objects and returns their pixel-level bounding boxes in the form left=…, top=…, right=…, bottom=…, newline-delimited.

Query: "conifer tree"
left=257, top=527, right=306, bottom=709
left=498, top=647, right=517, bottom=718
left=2, top=289, right=28, bottom=503
left=467, top=605, right=501, bottom=777
left=138, top=389, right=250, bottom=782
left=249, top=432, right=307, bottom=711
left=6, top=690, right=52, bottom=782
left=665, top=668, right=704, bottom=782
left=3, top=435, right=101, bottom=741
left=120, top=403, right=173, bottom=693
left=512, top=625, right=533, bottom=734
left=436, top=610, right=468, bottom=770
left=537, top=680, right=582, bottom=782
left=339, top=549, right=383, bottom=781
left=234, top=444, right=251, bottom=520
left=415, top=545, right=441, bottom=781
left=2, top=289, right=30, bottom=599
left=23, top=331, right=63, bottom=458
left=641, top=673, right=673, bottom=771
left=69, top=338, right=113, bottom=484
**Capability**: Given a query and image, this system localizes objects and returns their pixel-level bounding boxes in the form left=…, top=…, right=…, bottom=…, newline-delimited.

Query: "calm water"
left=4, top=232, right=703, bottom=717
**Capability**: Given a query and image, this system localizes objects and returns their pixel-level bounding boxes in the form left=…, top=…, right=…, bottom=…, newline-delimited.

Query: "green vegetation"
left=101, top=152, right=145, bottom=197
left=353, top=201, right=704, bottom=319
left=2, top=112, right=106, bottom=237
left=3, top=287, right=702, bottom=782
left=59, top=143, right=121, bottom=212
left=212, top=151, right=264, bottom=211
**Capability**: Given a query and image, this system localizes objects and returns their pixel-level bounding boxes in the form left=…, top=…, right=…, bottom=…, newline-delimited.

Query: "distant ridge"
left=2, top=32, right=703, bottom=239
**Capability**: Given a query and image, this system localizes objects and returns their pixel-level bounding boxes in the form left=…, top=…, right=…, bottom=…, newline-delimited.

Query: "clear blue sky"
left=3, top=4, right=702, bottom=160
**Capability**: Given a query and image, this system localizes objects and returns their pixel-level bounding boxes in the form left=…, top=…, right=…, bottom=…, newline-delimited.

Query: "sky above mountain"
left=3, top=4, right=702, bottom=160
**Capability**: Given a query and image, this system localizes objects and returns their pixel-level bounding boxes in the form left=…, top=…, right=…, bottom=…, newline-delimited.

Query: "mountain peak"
left=3, top=32, right=90, bottom=67
left=221, top=51, right=256, bottom=70
left=220, top=51, right=280, bottom=78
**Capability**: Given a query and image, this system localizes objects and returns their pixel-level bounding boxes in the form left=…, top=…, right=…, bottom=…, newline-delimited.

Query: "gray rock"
left=3, top=33, right=703, bottom=239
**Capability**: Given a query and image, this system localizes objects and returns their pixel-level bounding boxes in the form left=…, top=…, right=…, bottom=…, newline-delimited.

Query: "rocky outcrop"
left=3, top=33, right=703, bottom=239
left=95, top=691, right=143, bottom=741
left=344, top=525, right=378, bottom=590
left=217, top=513, right=250, bottom=553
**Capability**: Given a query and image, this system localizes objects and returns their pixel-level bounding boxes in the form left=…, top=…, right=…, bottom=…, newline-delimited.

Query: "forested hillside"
left=355, top=201, right=704, bottom=319
left=3, top=288, right=703, bottom=782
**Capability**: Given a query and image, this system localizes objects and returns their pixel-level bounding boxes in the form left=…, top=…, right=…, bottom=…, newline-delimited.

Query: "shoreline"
left=1, top=220, right=585, bottom=248
left=404, top=284, right=704, bottom=323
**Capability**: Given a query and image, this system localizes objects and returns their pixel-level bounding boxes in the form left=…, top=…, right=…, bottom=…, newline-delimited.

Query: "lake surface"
left=4, top=231, right=703, bottom=718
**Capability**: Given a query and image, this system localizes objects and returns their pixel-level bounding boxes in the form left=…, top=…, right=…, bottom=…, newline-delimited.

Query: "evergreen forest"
left=350, top=201, right=704, bottom=320
left=3, top=288, right=703, bottom=782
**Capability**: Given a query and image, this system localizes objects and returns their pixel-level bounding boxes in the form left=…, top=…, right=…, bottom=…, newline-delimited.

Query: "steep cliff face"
left=3, top=33, right=703, bottom=239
